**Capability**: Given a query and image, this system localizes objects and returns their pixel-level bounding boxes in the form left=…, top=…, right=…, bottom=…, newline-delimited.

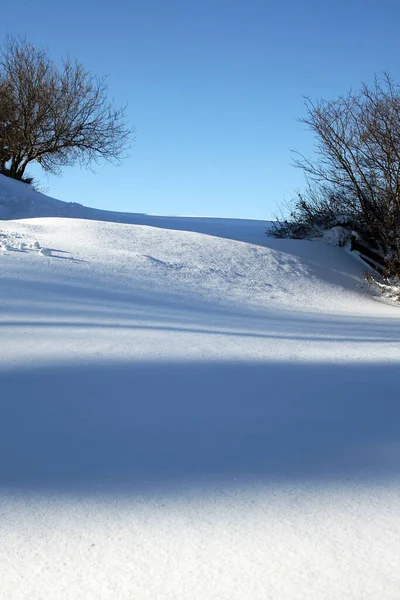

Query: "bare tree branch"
left=0, top=36, right=134, bottom=181
left=292, top=76, right=400, bottom=263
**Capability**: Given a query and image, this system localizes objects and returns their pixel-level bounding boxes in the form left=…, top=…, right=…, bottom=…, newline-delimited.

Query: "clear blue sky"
left=1, top=0, right=400, bottom=218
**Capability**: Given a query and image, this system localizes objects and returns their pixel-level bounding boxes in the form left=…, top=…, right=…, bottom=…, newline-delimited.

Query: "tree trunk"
left=8, top=155, right=26, bottom=180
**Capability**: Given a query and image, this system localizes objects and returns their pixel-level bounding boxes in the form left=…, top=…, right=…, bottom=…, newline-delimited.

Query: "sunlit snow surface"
left=1, top=175, right=400, bottom=599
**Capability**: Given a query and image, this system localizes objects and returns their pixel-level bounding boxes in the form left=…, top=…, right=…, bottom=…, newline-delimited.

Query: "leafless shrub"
left=267, top=184, right=358, bottom=239
left=276, top=74, right=400, bottom=277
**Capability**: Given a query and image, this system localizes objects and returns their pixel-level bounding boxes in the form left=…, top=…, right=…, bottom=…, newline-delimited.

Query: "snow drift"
left=1, top=174, right=400, bottom=600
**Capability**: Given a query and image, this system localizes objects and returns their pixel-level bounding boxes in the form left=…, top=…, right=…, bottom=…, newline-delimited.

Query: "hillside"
left=0, top=173, right=269, bottom=244
left=1, top=174, right=400, bottom=600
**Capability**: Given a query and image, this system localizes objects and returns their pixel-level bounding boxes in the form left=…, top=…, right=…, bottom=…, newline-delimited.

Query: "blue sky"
left=1, top=0, right=400, bottom=218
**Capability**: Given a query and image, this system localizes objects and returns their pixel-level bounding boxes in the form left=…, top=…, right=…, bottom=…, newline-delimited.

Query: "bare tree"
left=293, top=74, right=400, bottom=267
left=0, top=80, right=15, bottom=171
left=0, top=36, right=133, bottom=181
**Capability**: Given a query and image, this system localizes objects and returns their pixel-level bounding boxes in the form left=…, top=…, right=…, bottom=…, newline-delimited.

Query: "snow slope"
left=0, top=173, right=270, bottom=244
left=1, top=175, right=400, bottom=599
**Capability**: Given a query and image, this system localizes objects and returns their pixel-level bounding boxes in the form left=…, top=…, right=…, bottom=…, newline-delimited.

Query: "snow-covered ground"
left=1, top=174, right=400, bottom=599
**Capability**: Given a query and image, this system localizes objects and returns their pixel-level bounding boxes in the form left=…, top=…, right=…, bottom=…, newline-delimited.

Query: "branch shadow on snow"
left=2, top=276, right=399, bottom=345
left=1, top=360, right=399, bottom=495
left=1, top=319, right=399, bottom=344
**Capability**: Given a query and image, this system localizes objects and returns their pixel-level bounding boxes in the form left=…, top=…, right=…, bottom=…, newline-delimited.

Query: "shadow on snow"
left=0, top=360, right=399, bottom=494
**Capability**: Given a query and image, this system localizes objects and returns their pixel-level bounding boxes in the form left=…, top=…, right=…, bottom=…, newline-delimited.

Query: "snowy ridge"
left=1, top=176, right=400, bottom=599
left=0, top=173, right=270, bottom=244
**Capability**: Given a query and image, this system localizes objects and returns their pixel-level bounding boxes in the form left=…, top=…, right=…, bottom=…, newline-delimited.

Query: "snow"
left=322, top=225, right=350, bottom=246
left=1, top=174, right=400, bottom=599
left=0, top=174, right=270, bottom=245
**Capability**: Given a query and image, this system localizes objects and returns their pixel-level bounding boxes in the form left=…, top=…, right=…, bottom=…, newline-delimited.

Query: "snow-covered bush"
left=322, top=226, right=350, bottom=247
left=268, top=185, right=359, bottom=241
left=365, top=269, right=400, bottom=302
